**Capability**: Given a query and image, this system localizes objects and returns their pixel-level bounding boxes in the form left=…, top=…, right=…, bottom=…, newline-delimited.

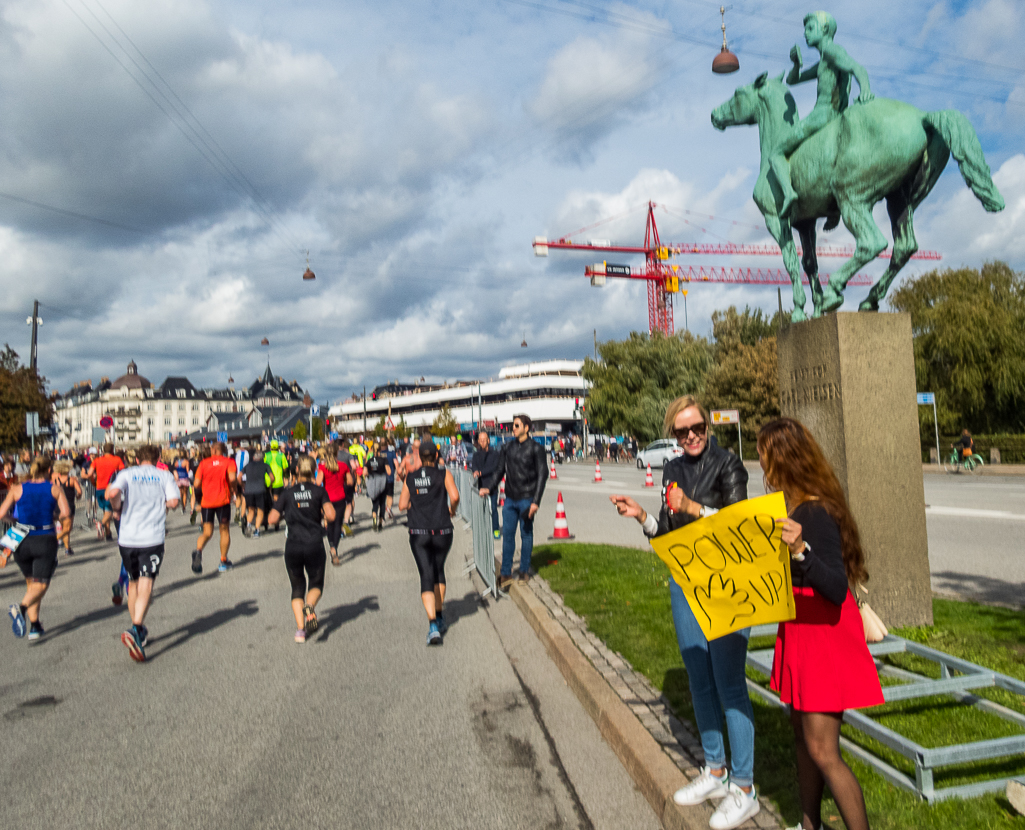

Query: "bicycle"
left=943, top=448, right=985, bottom=476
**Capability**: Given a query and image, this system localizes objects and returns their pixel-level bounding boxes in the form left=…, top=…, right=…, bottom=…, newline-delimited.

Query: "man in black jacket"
left=480, top=414, right=547, bottom=587
left=471, top=431, right=501, bottom=539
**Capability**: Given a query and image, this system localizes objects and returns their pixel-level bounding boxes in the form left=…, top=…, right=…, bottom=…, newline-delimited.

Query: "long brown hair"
left=757, top=418, right=868, bottom=587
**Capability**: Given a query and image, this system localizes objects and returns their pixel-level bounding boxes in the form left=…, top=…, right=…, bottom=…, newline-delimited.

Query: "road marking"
left=926, top=505, right=1025, bottom=521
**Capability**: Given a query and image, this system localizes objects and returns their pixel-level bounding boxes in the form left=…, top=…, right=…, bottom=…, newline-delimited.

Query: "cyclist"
left=957, top=429, right=975, bottom=461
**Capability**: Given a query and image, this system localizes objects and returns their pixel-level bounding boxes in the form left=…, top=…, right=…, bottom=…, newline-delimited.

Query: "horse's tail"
left=924, top=110, right=1004, bottom=211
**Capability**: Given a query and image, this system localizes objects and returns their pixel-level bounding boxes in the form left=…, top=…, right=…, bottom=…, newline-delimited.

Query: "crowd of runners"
left=0, top=433, right=455, bottom=660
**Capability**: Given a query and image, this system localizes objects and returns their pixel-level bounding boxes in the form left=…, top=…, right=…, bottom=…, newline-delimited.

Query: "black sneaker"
left=111, top=582, right=124, bottom=605
left=138, top=625, right=149, bottom=647
left=191, top=550, right=202, bottom=574
left=27, top=621, right=45, bottom=641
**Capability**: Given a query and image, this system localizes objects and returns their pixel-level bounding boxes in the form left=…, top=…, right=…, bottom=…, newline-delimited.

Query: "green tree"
left=394, top=415, right=411, bottom=439
left=890, top=262, right=1025, bottom=433
left=582, top=331, right=713, bottom=443
left=432, top=404, right=457, bottom=437
left=311, top=417, right=324, bottom=441
left=0, top=344, right=51, bottom=450
left=704, top=307, right=788, bottom=458
left=292, top=419, right=307, bottom=441
left=373, top=414, right=387, bottom=438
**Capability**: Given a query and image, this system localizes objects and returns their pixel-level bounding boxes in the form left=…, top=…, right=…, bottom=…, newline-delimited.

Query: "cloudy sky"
left=1, top=0, right=1022, bottom=404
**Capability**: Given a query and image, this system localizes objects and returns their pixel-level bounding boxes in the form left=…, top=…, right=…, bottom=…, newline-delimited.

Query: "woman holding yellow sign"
left=759, top=418, right=882, bottom=830
left=611, top=395, right=759, bottom=830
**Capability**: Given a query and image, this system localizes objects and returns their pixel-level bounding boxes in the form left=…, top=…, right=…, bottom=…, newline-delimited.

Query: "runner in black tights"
left=398, top=440, right=460, bottom=645
left=267, top=456, right=336, bottom=643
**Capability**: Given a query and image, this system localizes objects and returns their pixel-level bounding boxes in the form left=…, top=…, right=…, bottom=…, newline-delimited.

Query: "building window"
left=192, top=403, right=199, bottom=410
left=192, top=418, right=199, bottom=425
left=176, top=389, right=186, bottom=398
left=164, top=418, right=171, bottom=425
left=147, top=403, right=154, bottom=410
left=164, top=403, right=171, bottom=411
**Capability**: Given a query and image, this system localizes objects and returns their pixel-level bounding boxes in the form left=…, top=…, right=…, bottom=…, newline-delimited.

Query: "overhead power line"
left=62, top=0, right=307, bottom=258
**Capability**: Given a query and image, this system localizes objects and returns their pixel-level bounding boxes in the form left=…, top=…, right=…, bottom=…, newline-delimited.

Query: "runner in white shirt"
left=105, top=445, right=180, bottom=663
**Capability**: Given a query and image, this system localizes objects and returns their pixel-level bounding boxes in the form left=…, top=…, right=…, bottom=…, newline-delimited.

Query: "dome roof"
left=110, top=359, right=151, bottom=390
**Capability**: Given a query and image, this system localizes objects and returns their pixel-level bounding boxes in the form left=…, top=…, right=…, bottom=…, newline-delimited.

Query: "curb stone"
left=505, top=572, right=784, bottom=830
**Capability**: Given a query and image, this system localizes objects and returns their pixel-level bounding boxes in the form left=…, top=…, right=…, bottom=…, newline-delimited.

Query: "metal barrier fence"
left=452, top=466, right=496, bottom=598
left=746, top=623, right=1025, bottom=802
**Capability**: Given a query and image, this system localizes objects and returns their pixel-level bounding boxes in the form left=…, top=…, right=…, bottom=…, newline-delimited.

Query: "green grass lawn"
left=532, top=542, right=1025, bottom=830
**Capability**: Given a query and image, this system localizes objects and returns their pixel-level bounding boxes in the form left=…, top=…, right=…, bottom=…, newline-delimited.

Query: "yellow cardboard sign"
left=649, top=493, right=796, bottom=640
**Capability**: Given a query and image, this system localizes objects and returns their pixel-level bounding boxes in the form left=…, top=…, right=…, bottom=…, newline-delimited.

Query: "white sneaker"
left=672, top=766, right=729, bottom=806
left=708, top=782, right=760, bottom=830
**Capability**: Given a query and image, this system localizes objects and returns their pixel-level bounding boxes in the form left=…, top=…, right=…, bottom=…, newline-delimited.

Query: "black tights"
left=790, top=710, right=870, bottom=830
left=326, top=499, right=346, bottom=549
left=372, top=492, right=387, bottom=524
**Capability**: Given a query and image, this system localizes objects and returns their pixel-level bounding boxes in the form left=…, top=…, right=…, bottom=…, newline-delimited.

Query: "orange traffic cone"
left=498, top=477, right=506, bottom=507
left=593, top=460, right=603, bottom=482
left=548, top=492, right=575, bottom=540
left=550, top=457, right=558, bottom=480
left=644, top=464, right=655, bottom=487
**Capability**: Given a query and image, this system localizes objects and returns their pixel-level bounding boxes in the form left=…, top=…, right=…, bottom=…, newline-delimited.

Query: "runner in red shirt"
left=88, top=443, right=125, bottom=541
left=191, top=442, right=237, bottom=574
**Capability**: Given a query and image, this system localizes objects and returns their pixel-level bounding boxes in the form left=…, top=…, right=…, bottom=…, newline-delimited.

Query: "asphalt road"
left=540, top=459, right=1025, bottom=607
left=0, top=501, right=658, bottom=830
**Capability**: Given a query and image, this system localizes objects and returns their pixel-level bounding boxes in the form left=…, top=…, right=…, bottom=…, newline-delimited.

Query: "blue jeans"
left=489, top=491, right=500, bottom=533
left=501, top=498, right=534, bottom=576
left=669, top=579, right=755, bottom=787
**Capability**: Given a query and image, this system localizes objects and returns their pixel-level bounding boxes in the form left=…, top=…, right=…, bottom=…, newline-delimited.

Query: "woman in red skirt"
left=758, top=418, right=883, bottom=830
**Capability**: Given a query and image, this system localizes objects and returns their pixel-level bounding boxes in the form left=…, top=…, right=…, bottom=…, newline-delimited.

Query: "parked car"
left=636, top=438, right=684, bottom=469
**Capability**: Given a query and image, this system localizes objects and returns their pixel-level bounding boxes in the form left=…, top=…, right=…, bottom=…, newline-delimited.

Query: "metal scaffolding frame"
left=746, top=623, right=1025, bottom=802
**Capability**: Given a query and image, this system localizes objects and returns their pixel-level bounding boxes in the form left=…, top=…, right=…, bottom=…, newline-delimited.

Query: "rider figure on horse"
left=770, top=11, right=874, bottom=220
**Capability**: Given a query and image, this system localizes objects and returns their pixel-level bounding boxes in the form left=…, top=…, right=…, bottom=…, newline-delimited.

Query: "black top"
left=366, top=455, right=388, bottom=476
left=242, top=461, right=273, bottom=495
left=471, top=447, right=500, bottom=478
left=654, top=442, right=748, bottom=536
left=789, top=501, right=849, bottom=606
left=272, top=482, right=328, bottom=550
left=483, top=438, right=547, bottom=504
left=406, top=465, right=453, bottom=532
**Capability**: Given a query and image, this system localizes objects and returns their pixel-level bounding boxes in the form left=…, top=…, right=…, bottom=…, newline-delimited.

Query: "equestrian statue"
left=711, top=11, right=1005, bottom=321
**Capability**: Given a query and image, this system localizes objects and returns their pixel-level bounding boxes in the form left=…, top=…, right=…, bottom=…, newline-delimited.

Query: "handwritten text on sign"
left=649, top=493, right=795, bottom=640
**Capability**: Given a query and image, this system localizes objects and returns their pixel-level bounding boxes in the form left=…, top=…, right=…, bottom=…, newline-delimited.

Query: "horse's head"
left=711, top=72, right=795, bottom=131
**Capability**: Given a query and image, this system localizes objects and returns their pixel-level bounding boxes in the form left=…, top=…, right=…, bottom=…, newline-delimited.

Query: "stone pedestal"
left=778, top=312, right=933, bottom=627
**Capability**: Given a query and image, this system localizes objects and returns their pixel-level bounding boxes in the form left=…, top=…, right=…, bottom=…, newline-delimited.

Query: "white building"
left=328, top=359, right=588, bottom=436
left=54, top=360, right=306, bottom=448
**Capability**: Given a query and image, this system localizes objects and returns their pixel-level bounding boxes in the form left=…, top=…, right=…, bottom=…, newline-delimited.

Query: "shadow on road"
left=932, top=571, right=1025, bottom=609
left=442, top=590, right=486, bottom=629
left=314, top=595, right=380, bottom=643
left=337, top=542, right=379, bottom=565
left=145, top=600, right=260, bottom=661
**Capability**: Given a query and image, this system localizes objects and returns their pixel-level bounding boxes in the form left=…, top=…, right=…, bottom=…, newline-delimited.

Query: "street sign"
left=916, top=392, right=935, bottom=405
left=92, top=427, right=107, bottom=443
left=99, top=415, right=113, bottom=429
left=385, top=416, right=395, bottom=430
left=25, top=412, right=40, bottom=436
left=329, top=431, right=339, bottom=441
left=711, top=409, right=740, bottom=425
left=311, top=404, right=320, bottom=417
left=917, top=392, right=940, bottom=464
left=217, top=431, right=228, bottom=443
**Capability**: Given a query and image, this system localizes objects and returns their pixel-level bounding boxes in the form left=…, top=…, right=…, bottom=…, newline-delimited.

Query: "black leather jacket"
left=655, top=442, right=748, bottom=537
left=483, top=438, right=548, bottom=505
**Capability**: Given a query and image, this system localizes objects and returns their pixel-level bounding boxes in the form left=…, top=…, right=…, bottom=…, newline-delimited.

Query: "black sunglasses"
left=672, top=422, right=707, bottom=440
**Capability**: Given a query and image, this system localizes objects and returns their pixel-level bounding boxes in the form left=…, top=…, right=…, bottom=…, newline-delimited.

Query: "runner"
left=52, top=459, right=82, bottom=556
left=0, top=455, right=71, bottom=641
left=398, top=440, right=460, bottom=645
left=89, top=442, right=125, bottom=541
left=234, top=444, right=250, bottom=530
left=191, top=442, right=237, bottom=574
left=384, top=441, right=397, bottom=521
left=267, top=456, right=335, bottom=643
left=174, top=454, right=191, bottom=514
left=365, top=443, right=392, bottom=532
left=105, top=445, right=180, bottom=662
left=264, top=440, right=288, bottom=530
left=317, top=447, right=353, bottom=565
left=189, top=447, right=208, bottom=525
left=242, top=450, right=273, bottom=537
left=336, top=440, right=358, bottom=535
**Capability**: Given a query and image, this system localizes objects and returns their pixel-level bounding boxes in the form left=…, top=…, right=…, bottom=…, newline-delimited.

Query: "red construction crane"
left=533, top=202, right=941, bottom=335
